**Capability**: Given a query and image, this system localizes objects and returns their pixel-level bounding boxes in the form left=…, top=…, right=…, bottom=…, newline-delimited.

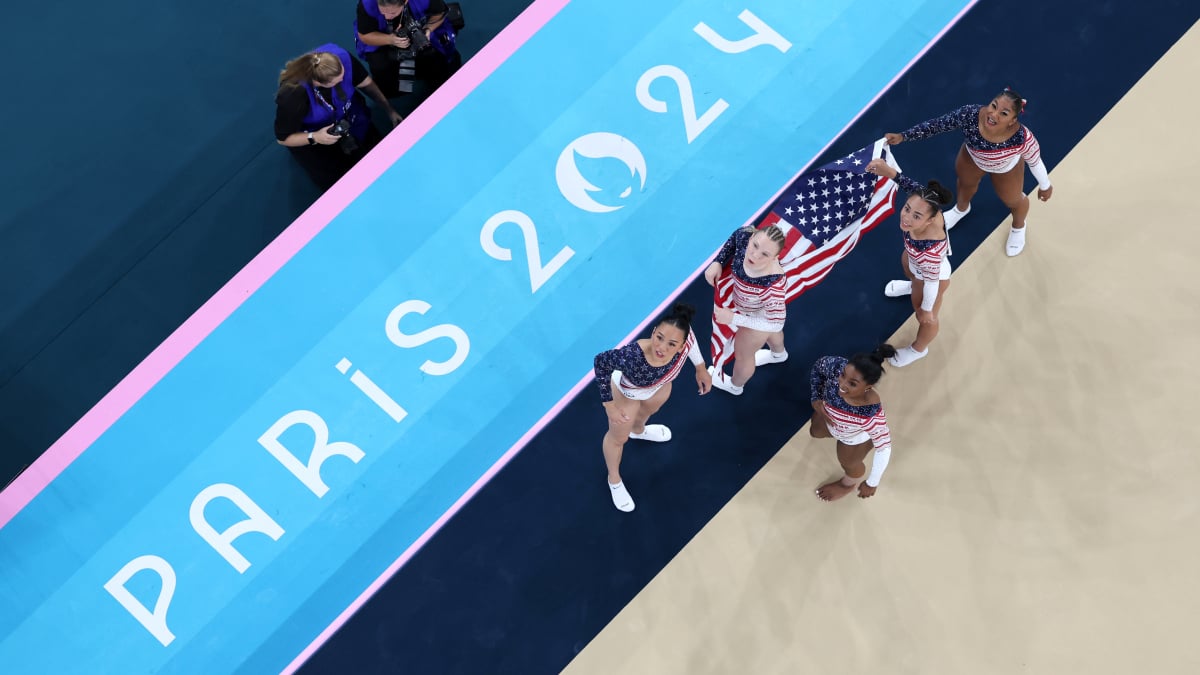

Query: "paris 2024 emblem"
left=555, top=132, right=647, bottom=213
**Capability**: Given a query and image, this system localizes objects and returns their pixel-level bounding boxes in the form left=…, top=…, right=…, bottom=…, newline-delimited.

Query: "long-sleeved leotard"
left=810, top=356, right=893, bottom=487
left=893, top=174, right=950, bottom=311
left=901, top=104, right=1051, bottom=190
left=593, top=329, right=704, bottom=402
left=714, top=228, right=787, bottom=332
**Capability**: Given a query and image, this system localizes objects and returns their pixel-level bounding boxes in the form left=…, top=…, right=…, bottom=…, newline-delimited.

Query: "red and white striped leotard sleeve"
left=906, top=234, right=949, bottom=312
left=811, top=356, right=894, bottom=486
left=823, top=404, right=893, bottom=487
left=901, top=105, right=1052, bottom=190
left=892, top=174, right=949, bottom=311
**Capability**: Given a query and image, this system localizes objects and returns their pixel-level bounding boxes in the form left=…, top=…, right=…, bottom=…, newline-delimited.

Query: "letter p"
left=103, top=555, right=177, bottom=646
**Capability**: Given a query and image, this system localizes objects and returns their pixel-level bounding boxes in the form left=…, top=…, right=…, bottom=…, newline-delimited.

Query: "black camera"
left=385, top=8, right=431, bottom=93
left=386, top=4, right=465, bottom=93
left=396, top=9, right=433, bottom=53
left=327, top=118, right=359, bottom=155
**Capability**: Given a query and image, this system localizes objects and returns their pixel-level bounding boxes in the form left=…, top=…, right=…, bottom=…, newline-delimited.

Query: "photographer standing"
left=355, top=0, right=462, bottom=99
left=274, top=44, right=403, bottom=189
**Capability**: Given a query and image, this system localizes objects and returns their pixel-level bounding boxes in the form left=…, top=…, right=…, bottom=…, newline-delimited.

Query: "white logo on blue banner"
left=0, top=1, right=977, bottom=672
left=555, top=132, right=648, bottom=213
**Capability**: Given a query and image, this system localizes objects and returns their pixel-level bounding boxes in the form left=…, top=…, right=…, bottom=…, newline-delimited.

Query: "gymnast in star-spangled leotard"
left=886, top=87, right=1054, bottom=257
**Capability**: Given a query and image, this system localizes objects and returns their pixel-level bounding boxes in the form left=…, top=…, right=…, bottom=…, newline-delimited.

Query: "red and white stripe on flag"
left=710, top=138, right=901, bottom=370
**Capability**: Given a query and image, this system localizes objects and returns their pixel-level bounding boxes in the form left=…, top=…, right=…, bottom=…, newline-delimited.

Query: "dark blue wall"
left=0, top=1, right=533, bottom=484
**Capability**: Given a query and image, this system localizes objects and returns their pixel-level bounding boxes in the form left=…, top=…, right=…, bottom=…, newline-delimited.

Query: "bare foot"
left=816, top=479, right=854, bottom=502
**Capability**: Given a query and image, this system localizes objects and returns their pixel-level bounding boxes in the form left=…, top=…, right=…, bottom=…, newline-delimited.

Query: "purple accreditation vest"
left=299, top=44, right=370, bottom=141
left=354, top=0, right=457, bottom=59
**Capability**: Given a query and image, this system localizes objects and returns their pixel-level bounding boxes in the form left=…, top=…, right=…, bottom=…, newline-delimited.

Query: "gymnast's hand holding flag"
left=708, top=139, right=902, bottom=378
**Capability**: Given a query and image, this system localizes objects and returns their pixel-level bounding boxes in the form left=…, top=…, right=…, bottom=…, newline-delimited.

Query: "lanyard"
left=313, top=85, right=347, bottom=120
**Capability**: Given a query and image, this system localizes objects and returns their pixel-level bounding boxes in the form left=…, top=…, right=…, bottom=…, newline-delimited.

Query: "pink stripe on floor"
left=0, top=0, right=574, bottom=531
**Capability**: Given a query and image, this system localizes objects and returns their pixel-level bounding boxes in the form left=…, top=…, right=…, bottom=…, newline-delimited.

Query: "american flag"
left=710, top=138, right=900, bottom=370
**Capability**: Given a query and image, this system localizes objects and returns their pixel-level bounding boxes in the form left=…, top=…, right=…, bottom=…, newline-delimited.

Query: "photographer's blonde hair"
left=278, top=51, right=344, bottom=86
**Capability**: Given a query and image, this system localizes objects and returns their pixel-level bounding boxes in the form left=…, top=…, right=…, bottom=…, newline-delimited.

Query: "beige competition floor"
left=565, top=21, right=1200, bottom=675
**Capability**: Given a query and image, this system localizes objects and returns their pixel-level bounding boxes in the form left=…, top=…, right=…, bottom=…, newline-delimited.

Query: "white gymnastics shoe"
left=943, top=204, right=971, bottom=230
left=884, top=280, right=913, bottom=297
left=708, top=366, right=744, bottom=395
left=609, top=481, right=635, bottom=512
left=1006, top=226, right=1026, bottom=257
left=629, top=424, right=672, bottom=442
left=754, top=349, right=788, bottom=366
left=888, top=345, right=929, bottom=368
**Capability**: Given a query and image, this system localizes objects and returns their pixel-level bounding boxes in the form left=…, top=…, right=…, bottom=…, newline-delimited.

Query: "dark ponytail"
left=848, top=343, right=897, bottom=384
left=656, top=302, right=696, bottom=334
left=998, top=87, right=1027, bottom=115
left=925, top=179, right=953, bottom=207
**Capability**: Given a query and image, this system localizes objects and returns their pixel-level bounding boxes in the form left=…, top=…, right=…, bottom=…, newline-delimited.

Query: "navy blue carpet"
left=296, top=1, right=1198, bottom=673
left=2, top=0, right=1196, bottom=673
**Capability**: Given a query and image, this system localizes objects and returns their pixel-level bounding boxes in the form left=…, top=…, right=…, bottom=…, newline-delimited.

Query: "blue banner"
left=0, top=0, right=973, bottom=671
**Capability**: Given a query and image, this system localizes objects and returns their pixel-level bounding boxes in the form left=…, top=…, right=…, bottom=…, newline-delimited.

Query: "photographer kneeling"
left=355, top=0, right=463, bottom=99
left=275, top=44, right=403, bottom=189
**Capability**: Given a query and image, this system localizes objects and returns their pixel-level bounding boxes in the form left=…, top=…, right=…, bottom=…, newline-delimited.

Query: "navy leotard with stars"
left=593, top=331, right=697, bottom=402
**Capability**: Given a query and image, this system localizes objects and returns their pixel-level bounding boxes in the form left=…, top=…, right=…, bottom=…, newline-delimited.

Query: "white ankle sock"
left=1006, top=226, right=1027, bottom=257
left=609, top=481, right=635, bottom=512
left=629, top=424, right=672, bottom=442
left=709, top=366, right=745, bottom=395
left=888, top=345, right=929, bottom=368
left=754, top=349, right=788, bottom=366
left=944, top=203, right=971, bottom=230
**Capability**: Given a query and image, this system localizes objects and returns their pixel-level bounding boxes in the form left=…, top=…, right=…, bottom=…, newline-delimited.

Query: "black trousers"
left=365, top=47, right=463, bottom=99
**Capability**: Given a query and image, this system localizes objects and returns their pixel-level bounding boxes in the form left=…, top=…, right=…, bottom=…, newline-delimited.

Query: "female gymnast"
left=866, top=158, right=953, bottom=367
left=809, top=345, right=897, bottom=501
left=885, top=88, right=1053, bottom=256
left=703, top=225, right=788, bottom=395
left=592, top=303, right=712, bottom=512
